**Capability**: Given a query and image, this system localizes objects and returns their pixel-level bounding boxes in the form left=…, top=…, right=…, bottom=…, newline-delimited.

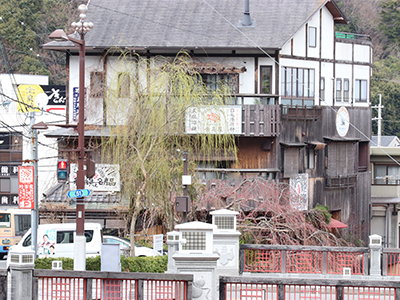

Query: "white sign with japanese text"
left=70, top=164, right=120, bottom=192
left=185, top=106, right=242, bottom=134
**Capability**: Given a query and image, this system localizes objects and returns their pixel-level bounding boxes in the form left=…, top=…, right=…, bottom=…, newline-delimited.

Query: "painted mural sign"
left=185, top=106, right=242, bottom=134
left=17, top=85, right=66, bottom=113
left=70, top=164, right=120, bottom=192
left=289, top=173, right=308, bottom=211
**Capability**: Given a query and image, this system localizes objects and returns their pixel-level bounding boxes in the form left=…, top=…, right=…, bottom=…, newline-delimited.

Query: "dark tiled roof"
left=45, top=0, right=336, bottom=51
left=371, top=136, right=399, bottom=147
left=42, top=182, right=120, bottom=203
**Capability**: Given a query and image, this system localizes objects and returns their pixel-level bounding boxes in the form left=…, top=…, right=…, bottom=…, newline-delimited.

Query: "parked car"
left=103, top=235, right=162, bottom=257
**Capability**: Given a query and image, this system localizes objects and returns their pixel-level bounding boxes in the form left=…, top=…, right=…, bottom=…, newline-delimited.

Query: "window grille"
left=215, top=216, right=235, bottom=230
left=182, top=231, right=206, bottom=251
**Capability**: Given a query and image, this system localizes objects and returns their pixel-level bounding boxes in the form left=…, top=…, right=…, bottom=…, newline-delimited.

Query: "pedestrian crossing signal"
left=57, top=160, right=68, bottom=181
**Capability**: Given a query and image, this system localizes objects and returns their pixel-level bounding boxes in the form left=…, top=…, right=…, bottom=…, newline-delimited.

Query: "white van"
left=8, top=222, right=102, bottom=259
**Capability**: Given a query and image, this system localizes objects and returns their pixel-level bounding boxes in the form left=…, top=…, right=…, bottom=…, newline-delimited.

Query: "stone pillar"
left=210, top=209, right=241, bottom=276
left=166, top=231, right=179, bottom=273
left=9, top=249, right=35, bottom=300
left=369, top=234, right=382, bottom=277
left=173, top=221, right=219, bottom=300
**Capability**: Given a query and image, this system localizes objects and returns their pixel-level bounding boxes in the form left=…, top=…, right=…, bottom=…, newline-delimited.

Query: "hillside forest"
left=0, top=0, right=398, bottom=135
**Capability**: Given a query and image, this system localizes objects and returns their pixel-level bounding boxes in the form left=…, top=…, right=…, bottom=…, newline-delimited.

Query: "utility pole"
left=30, top=121, right=48, bottom=259
left=182, top=151, right=188, bottom=223
left=29, top=113, right=37, bottom=259
left=372, top=94, right=384, bottom=146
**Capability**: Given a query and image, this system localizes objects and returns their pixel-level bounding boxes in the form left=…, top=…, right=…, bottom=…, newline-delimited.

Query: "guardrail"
left=32, top=270, right=192, bottom=300
left=239, top=244, right=369, bottom=275
left=383, top=248, right=400, bottom=276
left=220, top=276, right=400, bottom=300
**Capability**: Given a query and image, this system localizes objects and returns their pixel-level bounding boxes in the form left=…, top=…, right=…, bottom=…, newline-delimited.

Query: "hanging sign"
left=18, top=166, right=34, bottom=209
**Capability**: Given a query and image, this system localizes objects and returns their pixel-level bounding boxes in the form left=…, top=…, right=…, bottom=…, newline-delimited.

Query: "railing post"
left=281, top=250, right=286, bottom=273
left=239, top=246, right=244, bottom=274
left=336, top=285, right=343, bottom=300
left=219, top=280, right=226, bottom=300
left=396, top=287, right=400, bottom=300
left=322, top=250, right=328, bottom=274
left=137, top=279, right=144, bottom=300
left=278, top=284, right=284, bottom=300
left=0, top=275, right=7, bottom=300
left=32, top=276, right=38, bottom=300
left=382, top=251, right=388, bottom=276
left=187, top=280, right=193, bottom=300
left=85, top=277, right=92, bottom=300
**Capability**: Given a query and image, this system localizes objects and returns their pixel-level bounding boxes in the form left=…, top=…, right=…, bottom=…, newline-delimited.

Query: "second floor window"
left=281, top=67, right=315, bottom=107
left=260, top=66, right=272, bottom=94
left=117, top=73, right=131, bottom=98
left=309, top=26, right=317, bottom=48
left=90, top=72, right=105, bottom=98
left=355, top=79, right=368, bottom=102
left=336, top=79, right=342, bottom=102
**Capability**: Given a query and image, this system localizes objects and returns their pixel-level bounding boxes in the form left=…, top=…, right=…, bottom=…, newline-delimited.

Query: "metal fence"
left=220, top=276, right=399, bottom=300
left=32, top=270, right=192, bottom=300
left=240, top=244, right=369, bottom=275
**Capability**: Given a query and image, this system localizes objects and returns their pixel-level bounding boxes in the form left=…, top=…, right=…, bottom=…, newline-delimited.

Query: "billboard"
left=17, top=85, right=66, bottom=113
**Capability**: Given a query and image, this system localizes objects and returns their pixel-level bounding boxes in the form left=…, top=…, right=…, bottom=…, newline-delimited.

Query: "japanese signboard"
left=18, top=166, right=34, bottom=209
left=289, top=173, right=308, bottom=211
left=17, top=85, right=66, bottom=113
left=185, top=106, right=242, bottom=134
left=70, top=164, right=120, bottom=192
left=72, top=87, right=87, bottom=122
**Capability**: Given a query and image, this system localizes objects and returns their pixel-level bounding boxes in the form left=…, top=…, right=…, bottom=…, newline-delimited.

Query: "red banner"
left=18, top=166, right=34, bottom=209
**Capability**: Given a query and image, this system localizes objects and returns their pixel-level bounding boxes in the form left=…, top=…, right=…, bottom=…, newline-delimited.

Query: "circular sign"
left=336, top=107, right=350, bottom=137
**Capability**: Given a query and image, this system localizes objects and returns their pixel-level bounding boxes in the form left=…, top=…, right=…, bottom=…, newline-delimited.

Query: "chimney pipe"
left=239, top=0, right=254, bottom=27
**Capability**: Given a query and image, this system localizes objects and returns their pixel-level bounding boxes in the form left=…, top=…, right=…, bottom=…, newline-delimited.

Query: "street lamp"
left=49, top=4, right=94, bottom=271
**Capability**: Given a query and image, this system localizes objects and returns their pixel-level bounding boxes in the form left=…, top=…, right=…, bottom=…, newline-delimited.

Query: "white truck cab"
left=8, top=222, right=103, bottom=260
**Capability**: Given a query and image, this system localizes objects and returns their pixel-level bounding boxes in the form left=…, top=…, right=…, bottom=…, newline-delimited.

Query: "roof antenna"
left=238, top=0, right=255, bottom=28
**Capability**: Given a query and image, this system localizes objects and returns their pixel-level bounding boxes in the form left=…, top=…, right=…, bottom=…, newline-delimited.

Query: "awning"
left=280, top=142, right=306, bottom=147
left=329, top=219, right=348, bottom=229
left=306, top=141, right=326, bottom=150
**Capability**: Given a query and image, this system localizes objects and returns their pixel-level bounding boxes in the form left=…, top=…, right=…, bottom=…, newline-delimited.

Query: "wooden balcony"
left=241, top=104, right=280, bottom=137
left=325, top=174, right=357, bottom=188
left=281, top=105, right=323, bottom=121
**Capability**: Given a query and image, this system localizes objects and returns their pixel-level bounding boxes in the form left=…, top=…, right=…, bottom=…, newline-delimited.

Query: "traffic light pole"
left=74, top=30, right=86, bottom=271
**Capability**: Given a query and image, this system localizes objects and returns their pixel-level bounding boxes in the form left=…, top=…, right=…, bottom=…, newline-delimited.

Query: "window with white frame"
left=309, top=27, right=317, bottom=48
left=320, top=77, right=325, bottom=103
left=336, top=79, right=342, bottom=102
left=281, top=67, right=315, bottom=107
left=343, top=79, right=350, bottom=102
left=355, top=79, right=368, bottom=102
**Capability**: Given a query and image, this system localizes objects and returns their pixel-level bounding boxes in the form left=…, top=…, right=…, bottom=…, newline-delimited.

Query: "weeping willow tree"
left=102, top=51, right=237, bottom=256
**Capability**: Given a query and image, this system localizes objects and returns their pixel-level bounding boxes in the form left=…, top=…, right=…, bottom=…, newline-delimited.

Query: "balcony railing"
left=281, top=105, right=322, bottom=121
left=325, top=174, right=357, bottom=188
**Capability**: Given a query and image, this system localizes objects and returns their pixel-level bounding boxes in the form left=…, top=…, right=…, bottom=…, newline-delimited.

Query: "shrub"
left=35, top=255, right=168, bottom=273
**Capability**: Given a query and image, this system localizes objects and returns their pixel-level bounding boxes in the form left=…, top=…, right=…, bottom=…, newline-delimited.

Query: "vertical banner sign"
left=18, top=166, right=34, bottom=209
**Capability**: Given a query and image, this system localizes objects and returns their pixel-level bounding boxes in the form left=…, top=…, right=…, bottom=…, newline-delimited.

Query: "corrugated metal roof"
left=44, top=0, right=342, bottom=52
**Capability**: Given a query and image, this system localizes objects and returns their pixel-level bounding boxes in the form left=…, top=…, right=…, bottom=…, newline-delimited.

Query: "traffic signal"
left=57, top=159, right=68, bottom=181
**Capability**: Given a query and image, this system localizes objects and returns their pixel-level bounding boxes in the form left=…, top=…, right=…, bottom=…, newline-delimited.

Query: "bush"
left=35, top=255, right=168, bottom=273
